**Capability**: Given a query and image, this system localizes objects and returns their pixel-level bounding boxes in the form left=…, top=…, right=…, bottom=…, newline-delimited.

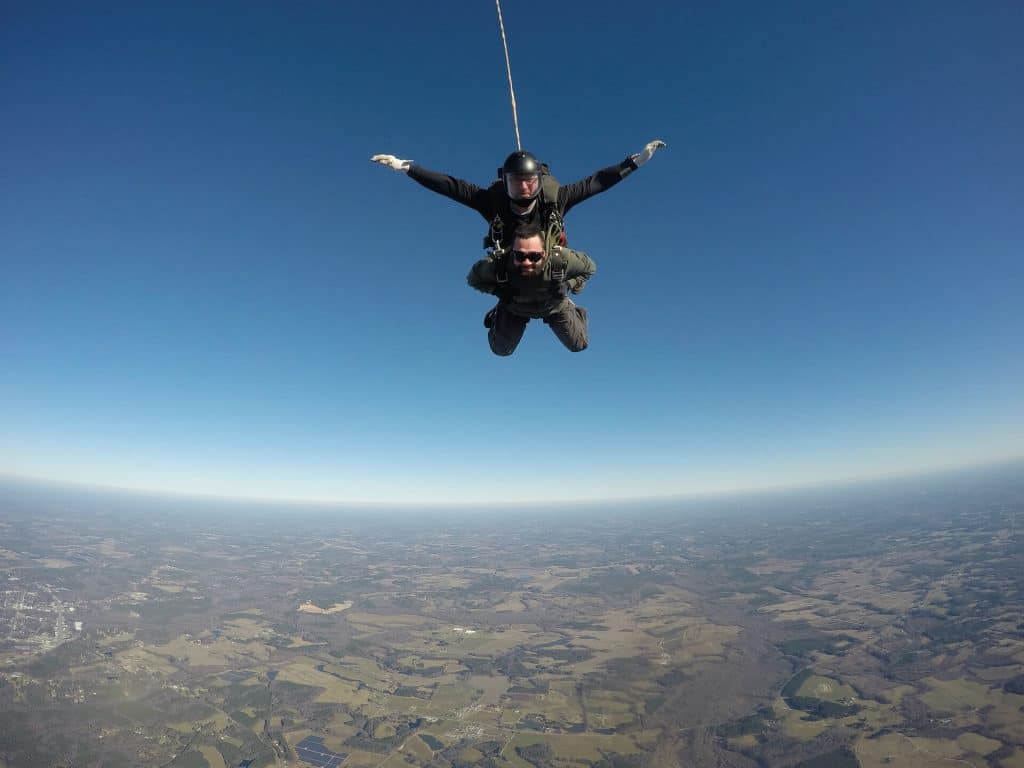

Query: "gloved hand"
left=568, top=277, right=586, bottom=294
left=631, top=140, right=666, bottom=168
left=371, top=154, right=412, bottom=172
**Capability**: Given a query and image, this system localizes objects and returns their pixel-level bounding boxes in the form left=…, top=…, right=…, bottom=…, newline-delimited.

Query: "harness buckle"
left=489, top=215, right=505, bottom=251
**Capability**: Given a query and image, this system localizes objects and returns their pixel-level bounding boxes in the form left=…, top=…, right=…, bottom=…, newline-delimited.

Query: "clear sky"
left=2, top=1, right=1022, bottom=504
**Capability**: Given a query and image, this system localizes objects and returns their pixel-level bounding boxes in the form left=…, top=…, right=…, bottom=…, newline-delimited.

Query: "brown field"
left=198, top=745, right=227, bottom=768
left=297, top=600, right=353, bottom=614
left=34, top=558, right=77, bottom=568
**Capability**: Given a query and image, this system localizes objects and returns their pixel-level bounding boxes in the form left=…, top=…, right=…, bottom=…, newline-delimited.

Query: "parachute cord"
left=495, top=0, right=522, bottom=151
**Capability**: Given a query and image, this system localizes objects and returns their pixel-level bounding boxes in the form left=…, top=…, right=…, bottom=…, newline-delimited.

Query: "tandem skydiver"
left=370, top=141, right=666, bottom=257
left=370, top=141, right=665, bottom=352
left=466, top=224, right=596, bottom=356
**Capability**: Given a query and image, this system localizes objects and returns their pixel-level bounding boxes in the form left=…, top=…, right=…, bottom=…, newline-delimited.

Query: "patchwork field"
left=2, top=468, right=1023, bottom=767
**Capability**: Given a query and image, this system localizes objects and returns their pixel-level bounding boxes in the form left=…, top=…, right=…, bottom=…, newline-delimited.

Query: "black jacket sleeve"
left=558, top=157, right=638, bottom=216
left=407, top=164, right=495, bottom=221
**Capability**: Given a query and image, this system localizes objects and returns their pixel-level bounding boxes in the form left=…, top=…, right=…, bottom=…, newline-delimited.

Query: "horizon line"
left=2, top=456, right=1022, bottom=510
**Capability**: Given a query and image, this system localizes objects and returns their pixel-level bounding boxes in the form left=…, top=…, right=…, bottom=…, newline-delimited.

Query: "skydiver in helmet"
left=371, top=140, right=666, bottom=261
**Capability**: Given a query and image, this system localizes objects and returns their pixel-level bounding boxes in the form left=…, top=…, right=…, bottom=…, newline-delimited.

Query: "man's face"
left=511, top=234, right=545, bottom=277
left=506, top=172, right=540, bottom=202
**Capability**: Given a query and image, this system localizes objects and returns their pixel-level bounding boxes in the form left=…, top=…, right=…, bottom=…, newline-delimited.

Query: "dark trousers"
left=487, top=300, right=589, bottom=356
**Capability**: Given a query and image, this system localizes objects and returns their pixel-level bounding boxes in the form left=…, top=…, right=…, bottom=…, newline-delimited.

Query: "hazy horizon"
left=3, top=456, right=1022, bottom=518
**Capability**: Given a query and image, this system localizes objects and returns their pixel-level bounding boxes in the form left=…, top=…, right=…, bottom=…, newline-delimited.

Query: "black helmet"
left=502, top=150, right=542, bottom=176
left=501, top=150, right=543, bottom=204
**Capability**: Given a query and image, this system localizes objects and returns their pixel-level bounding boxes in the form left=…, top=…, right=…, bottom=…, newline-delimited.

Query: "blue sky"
left=2, top=1, right=1022, bottom=504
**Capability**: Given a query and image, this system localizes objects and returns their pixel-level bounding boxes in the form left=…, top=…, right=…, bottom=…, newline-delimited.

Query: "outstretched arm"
left=371, top=154, right=493, bottom=219
left=560, top=140, right=667, bottom=216
left=407, top=165, right=492, bottom=217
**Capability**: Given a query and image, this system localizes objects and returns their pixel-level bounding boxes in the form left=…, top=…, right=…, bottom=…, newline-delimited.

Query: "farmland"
left=0, top=464, right=1022, bottom=766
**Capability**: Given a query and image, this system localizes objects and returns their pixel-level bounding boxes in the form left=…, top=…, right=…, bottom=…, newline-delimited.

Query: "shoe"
left=484, top=307, right=497, bottom=329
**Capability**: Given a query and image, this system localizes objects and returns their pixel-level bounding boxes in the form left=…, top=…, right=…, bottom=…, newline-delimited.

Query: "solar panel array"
left=295, top=735, right=347, bottom=768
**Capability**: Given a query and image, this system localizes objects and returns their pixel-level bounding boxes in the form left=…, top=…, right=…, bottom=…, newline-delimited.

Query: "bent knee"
left=488, top=337, right=518, bottom=356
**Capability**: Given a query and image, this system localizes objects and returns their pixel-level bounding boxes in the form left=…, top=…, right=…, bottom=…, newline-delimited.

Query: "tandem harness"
left=492, top=244, right=570, bottom=299
left=483, top=170, right=567, bottom=256
left=484, top=168, right=569, bottom=298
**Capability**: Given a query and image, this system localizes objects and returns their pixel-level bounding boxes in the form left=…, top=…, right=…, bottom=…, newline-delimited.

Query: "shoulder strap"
left=538, top=174, right=565, bottom=251
left=547, top=245, right=568, bottom=295
left=483, top=181, right=510, bottom=250
left=539, top=174, right=560, bottom=207
left=495, top=249, right=510, bottom=284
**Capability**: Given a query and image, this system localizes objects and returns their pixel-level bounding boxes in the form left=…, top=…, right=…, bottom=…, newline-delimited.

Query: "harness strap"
left=548, top=245, right=568, bottom=296
left=487, top=213, right=505, bottom=250
left=483, top=175, right=564, bottom=252
left=542, top=206, right=565, bottom=254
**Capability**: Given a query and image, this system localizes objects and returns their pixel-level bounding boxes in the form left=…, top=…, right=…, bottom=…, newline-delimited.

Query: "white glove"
left=371, top=154, right=412, bottom=173
left=631, top=140, right=666, bottom=168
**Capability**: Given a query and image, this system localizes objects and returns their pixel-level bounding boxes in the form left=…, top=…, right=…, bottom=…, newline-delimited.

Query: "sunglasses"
left=512, top=250, right=544, bottom=263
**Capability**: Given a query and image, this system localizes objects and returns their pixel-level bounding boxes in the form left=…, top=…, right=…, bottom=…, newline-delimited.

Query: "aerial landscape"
left=3, top=4, right=1023, bottom=767
left=1, top=463, right=1022, bottom=767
